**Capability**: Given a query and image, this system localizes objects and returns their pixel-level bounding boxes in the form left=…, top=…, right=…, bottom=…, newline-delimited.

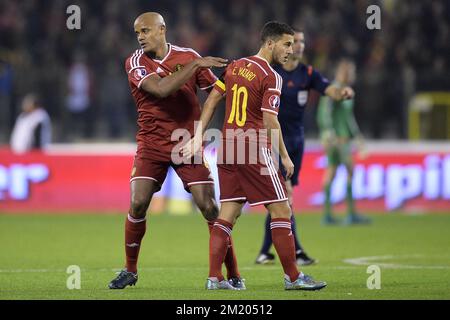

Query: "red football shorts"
left=130, top=153, right=214, bottom=191
left=218, top=146, right=288, bottom=206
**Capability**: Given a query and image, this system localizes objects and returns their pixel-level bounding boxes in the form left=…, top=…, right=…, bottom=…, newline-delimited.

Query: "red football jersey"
left=214, top=55, right=282, bottom=151
left=125, top=44, right=217, bottom=161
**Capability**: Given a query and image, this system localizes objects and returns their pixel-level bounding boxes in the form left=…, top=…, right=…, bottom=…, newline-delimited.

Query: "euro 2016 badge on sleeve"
left=269, top=95, right=280, bottom=109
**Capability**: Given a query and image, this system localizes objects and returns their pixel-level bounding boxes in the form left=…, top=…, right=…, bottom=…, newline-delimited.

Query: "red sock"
left=207, top=221, right=240, bottom=279
left=209, top=219, right=233, bottom=281
left=224, top=236, right=240, bottom=279
left=270, top=218, right=299, bottom=282
left=125, top=214, right=146, bottom=273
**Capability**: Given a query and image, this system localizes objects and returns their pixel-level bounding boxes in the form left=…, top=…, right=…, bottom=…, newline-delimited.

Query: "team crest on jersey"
left=297, top=90, right=308, bottom=106
left=174, top=64, right=184, bottom=72
left=269, top=95, right=280, bottom=109
left=134, top=68, right=147, bottom=80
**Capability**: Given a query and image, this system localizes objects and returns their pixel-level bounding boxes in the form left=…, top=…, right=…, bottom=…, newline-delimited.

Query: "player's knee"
left=198, top=199, right=218, bottom=221
left=268, top=202, right=291, bottom=219
left=233, top=211, right=242, bottom=224
left=327, top=167, right=337, bottom=181
left=347, top=171, right=353, bottom=182
left=130, top=197, right=149, bottom=218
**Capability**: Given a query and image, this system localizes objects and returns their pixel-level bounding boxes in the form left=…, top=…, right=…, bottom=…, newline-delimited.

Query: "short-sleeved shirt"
left=214, top=55, right=288, bottom=205
left=125, top=44, right=217, bottom=161
left=214, top=55, right=282, bottom=158
left=274, top=63, right=330, bottom=138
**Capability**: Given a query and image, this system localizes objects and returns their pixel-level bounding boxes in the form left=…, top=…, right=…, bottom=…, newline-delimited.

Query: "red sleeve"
left=125, top=52, right=156, bottom=89
left=196, top=68, right=218, bottom=92
left=261, top=72, right=282, bottom=115
left=212, top=65, right=228, bottom=95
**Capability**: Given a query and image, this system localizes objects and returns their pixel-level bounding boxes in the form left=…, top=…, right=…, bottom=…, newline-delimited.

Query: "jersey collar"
left=252, top=55, right=272, bottom=67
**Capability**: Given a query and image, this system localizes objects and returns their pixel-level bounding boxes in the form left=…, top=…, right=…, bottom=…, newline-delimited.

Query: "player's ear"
left=159, top=24, right=166, bottom=34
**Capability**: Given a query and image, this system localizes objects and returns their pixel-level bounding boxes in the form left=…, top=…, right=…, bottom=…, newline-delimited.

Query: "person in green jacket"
left=317, top=59, right=371, bottom=225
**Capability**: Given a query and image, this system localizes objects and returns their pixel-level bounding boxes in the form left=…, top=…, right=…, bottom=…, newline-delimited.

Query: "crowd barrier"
left=0, top=142, right=449, bottom=214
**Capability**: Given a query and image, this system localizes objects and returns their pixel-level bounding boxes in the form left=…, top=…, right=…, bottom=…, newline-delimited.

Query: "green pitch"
left=0, top=212, right=449, bottom=300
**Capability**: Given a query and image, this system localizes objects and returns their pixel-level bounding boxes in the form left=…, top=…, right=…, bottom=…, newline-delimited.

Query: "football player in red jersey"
left=183, top=21, right=326, bottom=290
left=109, top=12, right=243, bottom=290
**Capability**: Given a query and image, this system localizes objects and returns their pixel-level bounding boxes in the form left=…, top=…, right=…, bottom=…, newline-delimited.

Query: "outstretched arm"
left=196, top=89, right=224, bottom=137
left=324, top=84, right=354, bottom=101
left=181, top=89, right=224, bottom=158
left=141, top=57, right=227, bottom=98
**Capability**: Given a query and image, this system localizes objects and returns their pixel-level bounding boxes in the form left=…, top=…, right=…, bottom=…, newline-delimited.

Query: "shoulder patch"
left=269, top=95, right=280, bottom=109
left=133, top=68, right=147, bottom=80
left=307, top=65, right=313, bottom=76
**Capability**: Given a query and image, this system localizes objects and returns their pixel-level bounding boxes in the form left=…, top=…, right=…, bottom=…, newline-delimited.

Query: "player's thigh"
left=173, top=162, right=214, bottom=191
left=190, top=183, right=216, bottom=206
left=240, top=148, right=288, bottom=207
left=217, top=164, right=247, bottom=203
left=285, top=179, right=293, bottom=205
left=130, top=179, right=161, bottom=208
left=218, top=201, right=245, bottom=224
left=326, top=145, right=340, bottom=167
left=339, top=142, right=353, bottom=172
left=130, top=156, right=170, bottom=206
left=190, top=183, right=218, bottom=220
left=266, top=200, right=291, bottom=219
left=131, top=155, right=170, bottom=189
left=285, top=179, right=293, bottom=195
left=324, top=164, right=338, bottom=183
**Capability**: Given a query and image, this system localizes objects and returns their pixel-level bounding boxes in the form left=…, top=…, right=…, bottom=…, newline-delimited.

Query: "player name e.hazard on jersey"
left=215, top=55, right=283, bottom=164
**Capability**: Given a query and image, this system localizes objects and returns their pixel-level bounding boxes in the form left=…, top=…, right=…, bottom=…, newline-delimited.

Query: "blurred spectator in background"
left=10, top=93, right=52, bottom=154
left=0, top=0, right=449, bottom=142
left=98, top=59, right=129, bottom=139
left=0, top=60, right=14, bottom=142
left=65, top=51, right=93, bottom=140
left=317, top=59, right=370, bottom=225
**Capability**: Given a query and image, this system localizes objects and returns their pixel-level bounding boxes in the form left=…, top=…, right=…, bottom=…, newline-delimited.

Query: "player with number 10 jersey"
left=183, top=21, right=326, bottom=290
left=214, top=55, right=288, bottom=206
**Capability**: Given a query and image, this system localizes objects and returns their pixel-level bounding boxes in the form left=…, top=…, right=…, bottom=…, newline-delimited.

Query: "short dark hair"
left=23, top=93, right=42, bottom=108
left=260, top=21, right=294, bottom=44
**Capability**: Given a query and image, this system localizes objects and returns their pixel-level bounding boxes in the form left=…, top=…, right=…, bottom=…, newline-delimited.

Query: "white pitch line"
left=1, top=255, right=449, bottom=274
left=0, top=266, right=355, bottom=273
left=343, top=254, right=450, bottom=270
left=0, top=269, right=62, bottom=273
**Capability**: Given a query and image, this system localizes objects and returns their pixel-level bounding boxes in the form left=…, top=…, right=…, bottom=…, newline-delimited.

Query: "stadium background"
left=0, top=0, right=450, bottom=301
left=1, top=0, right=449, bottom=141
left=0, top=0, right=449, bottom=214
